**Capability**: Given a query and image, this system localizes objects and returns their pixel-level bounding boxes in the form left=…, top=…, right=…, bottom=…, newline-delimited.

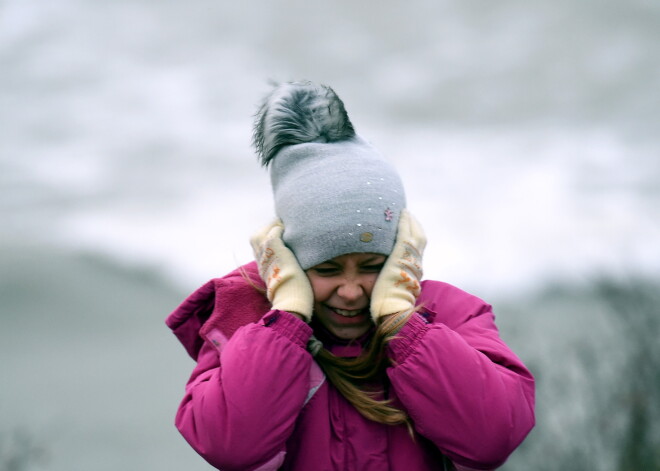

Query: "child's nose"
left=336, top=278, right=365, bottom=302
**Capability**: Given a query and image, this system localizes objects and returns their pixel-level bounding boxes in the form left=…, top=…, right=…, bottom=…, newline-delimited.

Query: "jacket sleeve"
left=386, top=289, right=535, bottom=470
left=175, top=310, right=314, bottom=471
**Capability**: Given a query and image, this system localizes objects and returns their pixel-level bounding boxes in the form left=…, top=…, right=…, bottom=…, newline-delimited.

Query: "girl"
left=166, top=81, right=535, bottom=470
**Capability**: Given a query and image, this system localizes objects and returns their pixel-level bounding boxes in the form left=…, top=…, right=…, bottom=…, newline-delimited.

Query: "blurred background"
left=1, top=0, right=659, bottom=469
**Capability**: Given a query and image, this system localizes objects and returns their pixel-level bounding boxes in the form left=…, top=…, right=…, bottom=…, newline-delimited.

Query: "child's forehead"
left=319, top=252, right=387, bottom=266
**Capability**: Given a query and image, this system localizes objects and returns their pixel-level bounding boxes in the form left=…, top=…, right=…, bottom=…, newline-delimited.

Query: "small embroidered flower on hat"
left=384, top=208, right=393, bottom=222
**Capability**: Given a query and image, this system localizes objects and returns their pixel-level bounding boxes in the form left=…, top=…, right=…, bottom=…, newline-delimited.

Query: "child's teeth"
left=334, top=308, right=362, bottom=317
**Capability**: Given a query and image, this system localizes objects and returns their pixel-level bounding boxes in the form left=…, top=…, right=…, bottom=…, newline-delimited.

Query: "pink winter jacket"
left=166, top=262, right=535, bottom=471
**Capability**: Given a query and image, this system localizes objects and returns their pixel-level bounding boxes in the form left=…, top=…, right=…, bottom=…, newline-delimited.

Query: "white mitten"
left=250, top=219, right=314, bottom=322
left=370, top=210, right=426, bottom=323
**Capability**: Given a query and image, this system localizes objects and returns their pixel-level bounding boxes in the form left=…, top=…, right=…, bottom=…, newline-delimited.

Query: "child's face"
left=306, top=253, right=386, bottom=340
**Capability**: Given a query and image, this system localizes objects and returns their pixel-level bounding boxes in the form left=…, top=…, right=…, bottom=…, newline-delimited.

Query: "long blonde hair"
left=314, top=311, right=415, bottom=431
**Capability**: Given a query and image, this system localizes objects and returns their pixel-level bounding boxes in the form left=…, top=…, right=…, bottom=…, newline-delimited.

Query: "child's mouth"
left=331, top=307, right=367, bottom=318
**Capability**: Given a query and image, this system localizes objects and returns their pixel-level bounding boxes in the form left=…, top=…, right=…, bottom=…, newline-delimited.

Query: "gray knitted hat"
left=253, top=81, right=406, bottom=270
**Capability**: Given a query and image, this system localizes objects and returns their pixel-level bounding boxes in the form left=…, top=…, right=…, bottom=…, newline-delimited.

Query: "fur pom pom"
left=253, top=81, right=355, bottom=166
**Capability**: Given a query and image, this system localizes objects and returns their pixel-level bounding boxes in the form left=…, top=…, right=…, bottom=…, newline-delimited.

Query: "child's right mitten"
left=250, top=219, right=314, bottom=322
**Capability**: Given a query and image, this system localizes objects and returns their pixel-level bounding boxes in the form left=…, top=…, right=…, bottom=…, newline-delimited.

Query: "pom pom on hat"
left=253, top=81, right=356, bottom=166
left=253, top=81, right=406, bottom=270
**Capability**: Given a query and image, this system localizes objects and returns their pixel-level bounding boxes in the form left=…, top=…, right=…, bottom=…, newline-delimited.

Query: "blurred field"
left=0, top=244, right=211, bottom=471
left=498, top=278, right=660, bottom=470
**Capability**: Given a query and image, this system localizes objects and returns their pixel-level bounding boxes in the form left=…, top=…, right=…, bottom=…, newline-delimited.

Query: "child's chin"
left=329, top=323, right=372, bottom=340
